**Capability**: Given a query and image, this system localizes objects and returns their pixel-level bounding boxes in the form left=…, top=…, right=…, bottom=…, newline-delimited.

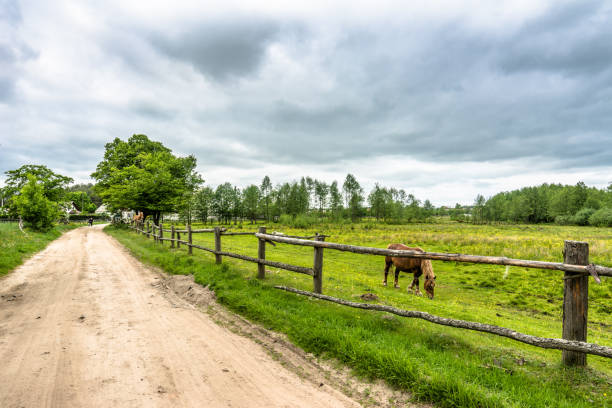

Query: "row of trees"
left=178, top=174, right=437, bottom=225
left=472, top=182, right=612, bottom=226
left=76, top=134, right=437, bottom=227
left=6, top=135, right=612, bottom=230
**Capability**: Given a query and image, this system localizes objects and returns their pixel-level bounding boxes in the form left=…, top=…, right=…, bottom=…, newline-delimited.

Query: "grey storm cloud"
left=0, top=0, right=38, bottom=103
left=216, top=0, right=612, bottom=168
left=498, top=3, right=612, bottom=76
left=149, top=19, right=284, bottom=81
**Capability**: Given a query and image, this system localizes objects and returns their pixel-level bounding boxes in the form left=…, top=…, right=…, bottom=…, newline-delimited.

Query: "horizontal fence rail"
left=274, top=286, right=612, bottom=359
left=255, top=233, right=612, bottom=277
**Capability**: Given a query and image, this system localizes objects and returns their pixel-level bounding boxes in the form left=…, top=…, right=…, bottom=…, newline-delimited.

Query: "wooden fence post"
left=313, top=233, right=325, bottom=294
left=171, top=225, right=175, bottom=248
left=258, top=226, right=266, bottom=279
left=177, top=231, right=181, bottom=248
left=562, top=240, right=589, bottom=366
left=159, top=223, right=163, bottom=245
left=214, top=227, right=222, bottom=264
left=147, top=221, right=151, bottom=238
left=188, top=223, right=193, bottom=255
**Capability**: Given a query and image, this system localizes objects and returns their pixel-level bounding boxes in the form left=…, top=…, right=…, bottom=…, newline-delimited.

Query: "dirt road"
left=0, top=226, right=361, bottom=407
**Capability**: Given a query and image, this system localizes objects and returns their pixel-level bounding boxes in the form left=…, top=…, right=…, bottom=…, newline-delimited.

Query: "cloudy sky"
left=1, top=0, right=612, bottom=206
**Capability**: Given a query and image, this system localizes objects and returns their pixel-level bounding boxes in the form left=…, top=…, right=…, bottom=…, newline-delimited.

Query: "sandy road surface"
left=0, top=226, right=361, bottom=408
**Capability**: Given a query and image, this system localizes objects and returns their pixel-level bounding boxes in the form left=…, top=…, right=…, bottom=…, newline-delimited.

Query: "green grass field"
left=0, top=222, right=78, bottom=277
left=108, top=221, right=612, bottom=407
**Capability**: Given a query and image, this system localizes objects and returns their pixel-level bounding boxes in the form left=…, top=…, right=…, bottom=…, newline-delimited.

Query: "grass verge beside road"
left=0, top=223, right=78, bottom=277
left=107, top=223, right=611, bottom=408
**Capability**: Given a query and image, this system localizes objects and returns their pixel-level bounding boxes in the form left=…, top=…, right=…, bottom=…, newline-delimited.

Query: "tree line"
left=179, top=174, right=437, bottom=226
left=4, top=134, right=612, bottom=230
left=86, top=135, right=437, bottom=226
left=471, top=182, right=612, bottom=227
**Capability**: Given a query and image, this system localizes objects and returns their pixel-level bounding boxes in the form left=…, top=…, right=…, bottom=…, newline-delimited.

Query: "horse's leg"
left=383, top=258, right=392, bottom=286
left=410, top=270, right=423, bottom=296
left=394, top=266, right=400, bottom=288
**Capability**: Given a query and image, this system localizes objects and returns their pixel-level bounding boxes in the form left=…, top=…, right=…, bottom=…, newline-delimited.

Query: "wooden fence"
left=127, top=219, right=612, bottom=365
left=0, top=218, right=18, bottom=223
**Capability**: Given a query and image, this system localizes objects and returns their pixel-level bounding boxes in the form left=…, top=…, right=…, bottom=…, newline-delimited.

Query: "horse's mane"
left=422, top=259, right=435, bottom=280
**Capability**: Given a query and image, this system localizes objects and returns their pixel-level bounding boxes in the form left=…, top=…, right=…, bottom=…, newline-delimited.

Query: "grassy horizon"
left=108, top=221, right=611, bottom=407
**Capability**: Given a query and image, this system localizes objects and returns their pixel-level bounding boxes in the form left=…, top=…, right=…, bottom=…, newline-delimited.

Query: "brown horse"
left=383, top=244, right=436, bottom=299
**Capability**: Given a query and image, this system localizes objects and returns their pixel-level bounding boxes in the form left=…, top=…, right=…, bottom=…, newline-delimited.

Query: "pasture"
left=108, top=221, right=612, bottom=407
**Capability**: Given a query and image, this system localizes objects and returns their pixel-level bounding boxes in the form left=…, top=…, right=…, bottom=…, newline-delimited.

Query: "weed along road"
left=0, top=225, right=361, bottom=408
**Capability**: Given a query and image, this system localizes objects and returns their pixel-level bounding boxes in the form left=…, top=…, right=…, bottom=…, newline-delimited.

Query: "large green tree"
left=91, top=135, right=202, bottom=224
left=343, top=173, right=364, bottom=221
left=193, top=186, right=214, bottom=224
left=212, top=182, right=237, bottom=223
left=328, top=181, right=343, bottom=219
left=67, top=183, right=102, bottom=207
left=260, top=176, right=272, bottom=221
left=66, top=191, right=96, bottom=213
left=242, top=185, right=260, bottom=223
left=4, top=165, right=73, bottom=203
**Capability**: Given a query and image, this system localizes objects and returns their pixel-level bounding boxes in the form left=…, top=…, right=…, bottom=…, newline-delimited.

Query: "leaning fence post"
left=214, top=227, right=222, bottom=264
left=159, top=223, right=163, bottom=245
left=188, top=223, right=193, bottom=255
left=313, top=233, right=325, bottom=294
left=562, top=240, right=589, bottom=366
left=257, top=226, right=266, bottom=279
left=171, top=225, right=175, bottom=248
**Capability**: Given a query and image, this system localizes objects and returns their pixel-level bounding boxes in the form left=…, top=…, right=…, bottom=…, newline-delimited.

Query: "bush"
left=588, top=207, right=612, bottom=227
left=570, top=208, right=596, bottom=226
left=554, top=215, right=572, bottom=225
left=13, top=175, right=59, bottom=231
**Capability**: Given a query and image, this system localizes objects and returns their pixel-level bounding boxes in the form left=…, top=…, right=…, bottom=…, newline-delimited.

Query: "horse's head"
left=424, top=276, right=435, bottom=299
left=423, top=260, right=436, bottom=299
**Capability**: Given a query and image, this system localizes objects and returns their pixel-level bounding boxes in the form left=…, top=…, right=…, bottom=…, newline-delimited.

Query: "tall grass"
left=108, top=222, right=612, bottom=408
left=0, top=222, right=77, bottom=277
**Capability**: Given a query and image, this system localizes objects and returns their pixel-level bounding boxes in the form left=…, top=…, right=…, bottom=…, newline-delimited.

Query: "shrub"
left=570, top=208, right=596, bottom=226
left=13, top=175, right=59, bottom=231
left=588, top=207, right=612, bottom=227
left=554, top=215, right=572, bottom=225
